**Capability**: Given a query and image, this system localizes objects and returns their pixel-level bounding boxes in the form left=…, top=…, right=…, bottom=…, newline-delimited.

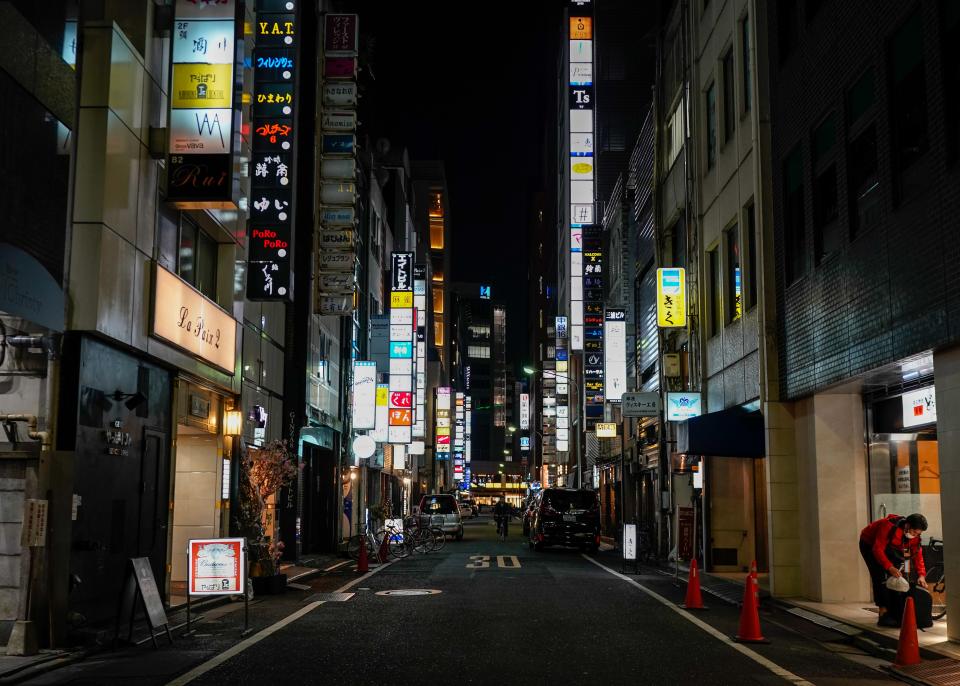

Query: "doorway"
left=301, top=443, right=338, bottom=554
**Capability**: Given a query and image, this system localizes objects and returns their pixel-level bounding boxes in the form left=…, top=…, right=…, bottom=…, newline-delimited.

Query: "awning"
left=677, top=407, right=764, bottom=458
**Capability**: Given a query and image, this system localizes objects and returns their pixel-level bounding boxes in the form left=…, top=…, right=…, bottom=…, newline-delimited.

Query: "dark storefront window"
left=741, top=15, right=752, bottom=113
left=783, top=146, right=806, bottom=283
left=887, top=10, right=928, bottom=202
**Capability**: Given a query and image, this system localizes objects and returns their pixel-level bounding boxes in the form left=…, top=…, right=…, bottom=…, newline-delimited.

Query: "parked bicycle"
left=925, top=537, right=946, bottom=621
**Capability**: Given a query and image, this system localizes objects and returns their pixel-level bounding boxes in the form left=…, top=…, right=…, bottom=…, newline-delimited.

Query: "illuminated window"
left=428, top=191, right=444, bottom=218
left=429, top=217, right=445, bottom=250
left=468, top=345, right=491, bottom=359
left=468, top=325, right=490, bottom=339
left=434, top=321, right=444, bottom=347
left=432, top=287, right=444, bottom=314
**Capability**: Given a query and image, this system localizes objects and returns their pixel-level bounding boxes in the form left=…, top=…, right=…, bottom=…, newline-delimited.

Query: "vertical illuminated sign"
left=247, top=2, right=299, bottom=300
left=454, top=392, right=465, bottom=483
left=371, top=384, right=389, bottom=443
left=519, top=393, right=530, bottom=430
left=167, top=0, right=238, bottom=208
left=604, top=309, right=627, bottom=402
left=568, top=5, right=594, bottom=351
left=464, top=395, right=472, bottom=486
left=388, top=253, right=414, bottom=443
left=656, top=268, right=687, bottom=327
left=316, top=13, right=361, bottom=315
left=413, top=265, right=428, bottom=438
left=351, top=361, right=377, bottom=429
left=435, top=387, right=452, bottom=462
left=583, top=224, right=604, bottom=426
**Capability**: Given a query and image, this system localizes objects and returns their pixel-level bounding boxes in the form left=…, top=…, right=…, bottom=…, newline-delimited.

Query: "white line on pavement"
left=581, top=555, right=816, bottom=686
left=165, top=560, right=395, bottom=686
left=322, top=559, right=352, bottom=573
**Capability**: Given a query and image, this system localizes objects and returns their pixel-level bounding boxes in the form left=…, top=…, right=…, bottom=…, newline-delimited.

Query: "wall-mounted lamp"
left=224, top=410, right=243, bottom=436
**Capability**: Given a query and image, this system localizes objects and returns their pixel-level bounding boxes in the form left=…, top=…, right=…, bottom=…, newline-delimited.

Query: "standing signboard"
left=187, top=537, right=246, bottom=595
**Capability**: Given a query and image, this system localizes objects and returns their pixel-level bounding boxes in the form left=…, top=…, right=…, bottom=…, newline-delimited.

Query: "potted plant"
left=233, top=439, right=299, bottom=595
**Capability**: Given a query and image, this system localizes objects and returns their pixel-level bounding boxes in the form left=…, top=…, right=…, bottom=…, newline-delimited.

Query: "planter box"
left=251, top=573, right=287, bottom=595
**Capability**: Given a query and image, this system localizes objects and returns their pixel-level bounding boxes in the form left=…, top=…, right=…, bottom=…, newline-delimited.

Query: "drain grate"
left=303, top=592, right=355, bottom=603
left=786, top=607, right=862, bottom=637
left=892, top=659, right=960, bottom=686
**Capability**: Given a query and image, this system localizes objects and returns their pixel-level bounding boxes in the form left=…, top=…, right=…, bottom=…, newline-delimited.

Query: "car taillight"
left=595, top=534, right=600, bottom=545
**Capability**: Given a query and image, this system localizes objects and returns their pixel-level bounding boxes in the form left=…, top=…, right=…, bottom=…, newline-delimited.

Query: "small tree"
left=234, top=439, right=299, bottom=573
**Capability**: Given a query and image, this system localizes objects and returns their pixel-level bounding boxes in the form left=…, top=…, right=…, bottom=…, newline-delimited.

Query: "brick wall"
left=768, top=0, right=960, bottom=399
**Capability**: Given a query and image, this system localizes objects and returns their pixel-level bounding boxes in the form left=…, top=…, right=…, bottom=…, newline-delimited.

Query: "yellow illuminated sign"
left=656, top=268, right=686, bottom=328
left=570, top=16, right=592, bottom=40
left=172, top=64, right=234, bottom=109
left=376, top=386, right=388, bottom=407
left=595, top=423, right=617, bottom=438
left=391, top=292, right=413, bottom=308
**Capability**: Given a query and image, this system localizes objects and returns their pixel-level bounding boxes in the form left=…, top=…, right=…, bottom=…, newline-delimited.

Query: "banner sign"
left=657, top=268, right=686, bottom=328
left=604, top=309, right=627, bottom=402
left=388, top=253, right=415, bottom=443
left=167, top=0, right=239, bottom=208
left=247, top=2, right=299, bottom=300
left=351, top=361, right=377, bottom=430
left=583, top=225, right=604, bottom=426
left=187, top=537, right=245, bottom=595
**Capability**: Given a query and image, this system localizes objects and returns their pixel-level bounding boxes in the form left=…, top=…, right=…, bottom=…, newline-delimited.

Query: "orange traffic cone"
left=357, top=536, right=369, bottom=573
left=735, top=564, right=766, bottom=643
left=894, top=596, right=921, bottom=667
left=682, top=558, right=706, bottom=610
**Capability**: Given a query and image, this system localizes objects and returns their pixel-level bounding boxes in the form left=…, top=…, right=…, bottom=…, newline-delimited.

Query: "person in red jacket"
left=859, top=513, right=928, bottom=626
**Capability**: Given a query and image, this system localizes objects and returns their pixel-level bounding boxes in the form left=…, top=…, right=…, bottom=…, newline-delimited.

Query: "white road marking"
left=582, top=555, right=816, bottom=686
left=166, top=561, right=394, bottom=685
left=322, top=560, right=351, bottom=572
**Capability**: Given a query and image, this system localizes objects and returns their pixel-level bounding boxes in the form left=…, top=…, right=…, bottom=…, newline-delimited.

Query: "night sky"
left=352, top=1, right=563, bottom=368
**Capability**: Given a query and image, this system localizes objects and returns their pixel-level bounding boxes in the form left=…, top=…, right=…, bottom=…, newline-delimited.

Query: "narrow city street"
left=20, top=517, right=904, bottom=685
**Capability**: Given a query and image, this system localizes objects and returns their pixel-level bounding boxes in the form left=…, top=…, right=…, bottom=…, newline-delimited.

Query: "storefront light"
left=224, top=410, right=243, bottom=436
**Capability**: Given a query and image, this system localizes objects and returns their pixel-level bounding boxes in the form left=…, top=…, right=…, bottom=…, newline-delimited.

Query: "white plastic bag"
left=885, top=574, right=909, bottom=593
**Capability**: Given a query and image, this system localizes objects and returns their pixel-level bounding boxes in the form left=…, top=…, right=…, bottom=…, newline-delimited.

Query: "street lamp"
left=524, top=364, right=583, bottom=489
left=508, top=425, right=517, bottom=433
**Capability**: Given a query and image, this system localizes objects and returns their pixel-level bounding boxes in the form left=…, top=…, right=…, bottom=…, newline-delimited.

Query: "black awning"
left=677, top=407, right=765, bottom=458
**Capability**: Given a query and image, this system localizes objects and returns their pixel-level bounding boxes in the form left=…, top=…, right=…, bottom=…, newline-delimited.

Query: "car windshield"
left=543, top=490, right=596, bottom=512
left=421, top=497, right=457, bottom=514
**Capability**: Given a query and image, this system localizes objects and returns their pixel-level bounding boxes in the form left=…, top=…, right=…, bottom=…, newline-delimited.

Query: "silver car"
left=417, top=494, right=464, bottom=540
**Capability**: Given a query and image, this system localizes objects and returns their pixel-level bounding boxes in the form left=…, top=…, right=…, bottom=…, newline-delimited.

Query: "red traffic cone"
left=735, top=568, right=766, bottom=643
left=682, top=558, right=706, bottom=610
left=894, top=596, right=921, bottom=667
left=357, top=536, right=369, bottom=573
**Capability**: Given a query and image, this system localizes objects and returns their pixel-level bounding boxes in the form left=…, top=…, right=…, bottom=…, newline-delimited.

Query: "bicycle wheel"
left=430, top=527, right=446, bottom=551
left=411, top=527, right=434, bottom=554
left=927, top=564, right=947, bottom=620
left=386, top=529, right=411, bottom=559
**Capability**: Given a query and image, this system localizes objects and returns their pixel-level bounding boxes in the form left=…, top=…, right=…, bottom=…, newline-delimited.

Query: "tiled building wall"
left=769, top=0, right=960, bottom=399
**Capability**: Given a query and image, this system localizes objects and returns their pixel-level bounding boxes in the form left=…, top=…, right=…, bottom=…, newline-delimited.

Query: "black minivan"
left=528, top=488, right=600, bottom=552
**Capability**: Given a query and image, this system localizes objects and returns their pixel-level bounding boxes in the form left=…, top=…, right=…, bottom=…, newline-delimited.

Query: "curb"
left=0, top=651, right=89, bottom=685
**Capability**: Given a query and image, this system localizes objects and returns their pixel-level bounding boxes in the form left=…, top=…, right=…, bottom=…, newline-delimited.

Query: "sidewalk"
left=0, top=552, right=343, bottom=684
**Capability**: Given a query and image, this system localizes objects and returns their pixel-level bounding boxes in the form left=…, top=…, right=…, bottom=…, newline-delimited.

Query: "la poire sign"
left=152, top=264, right=237, bottom=373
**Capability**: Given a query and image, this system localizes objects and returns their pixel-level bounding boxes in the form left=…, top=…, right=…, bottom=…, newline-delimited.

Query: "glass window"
left=746, top=203, right=757, bottom=308
left=722, top=49, right=735, bottom=143
left=941, top=0, right=960, bottom=165
left=708, top=247, right=721, bottom=336
left=726, top=225, right=741, bottom=322
left=178, top=214, right=218, bottom=300
left=783, top=146, right=806, bottom=283
left=542, top=489, right=597, bottom=512
left=468, top=345, right=491, bottom=359
left=812, top=113, right=839, bottom=262
left=847, top=69, right=875, bottom=126
left=705, top=83, right=717, bottom=170
left=741, top=15, right=752, bottom=113
left=847, top=123, right=880, bottom=239
left=887, top=10, right=928, bottom=199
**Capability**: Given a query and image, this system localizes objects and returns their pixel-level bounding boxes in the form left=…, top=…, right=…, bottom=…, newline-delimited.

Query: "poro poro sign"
left=188, top=538, right=246, bottom=595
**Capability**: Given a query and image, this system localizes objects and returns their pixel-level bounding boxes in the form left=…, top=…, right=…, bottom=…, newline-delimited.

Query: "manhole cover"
left=375, top=589, right=442, bottom=597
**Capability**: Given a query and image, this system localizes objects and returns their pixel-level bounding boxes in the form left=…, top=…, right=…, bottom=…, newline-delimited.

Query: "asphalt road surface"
left=28, top=516, right=904, bottom=685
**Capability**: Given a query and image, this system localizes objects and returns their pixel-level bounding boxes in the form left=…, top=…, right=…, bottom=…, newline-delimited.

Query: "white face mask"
left=905, top=532, right=917, bottom=539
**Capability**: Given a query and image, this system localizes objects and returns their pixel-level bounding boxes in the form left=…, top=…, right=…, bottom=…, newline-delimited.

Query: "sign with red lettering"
left=437, top=435, right=451, bottom=446
left=390, top=392, right=412, bottom=408
left=188, top=537, right=245, bottom=595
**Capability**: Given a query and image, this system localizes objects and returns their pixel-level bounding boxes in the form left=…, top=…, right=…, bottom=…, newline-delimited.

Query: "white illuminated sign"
left=351, top=361, right=377, bottom=429
left=902, top=386, right=936, bottom=428
left=666, top=392, right=703, bottom=421
left=520, top=393, right=530, bottom=429
left=604, top=309, right=627, bottom=402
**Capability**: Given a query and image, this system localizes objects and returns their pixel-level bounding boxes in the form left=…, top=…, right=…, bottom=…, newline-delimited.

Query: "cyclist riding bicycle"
left=494, top=496, right=512, bottom=540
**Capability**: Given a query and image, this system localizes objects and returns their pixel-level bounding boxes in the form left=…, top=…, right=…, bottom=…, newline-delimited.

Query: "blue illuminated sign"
left=479, top=285, right=491, bottom=299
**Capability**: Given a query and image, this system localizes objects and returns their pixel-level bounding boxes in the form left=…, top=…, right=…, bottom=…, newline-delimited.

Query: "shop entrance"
left=301, top=442, right=338, bottom=554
